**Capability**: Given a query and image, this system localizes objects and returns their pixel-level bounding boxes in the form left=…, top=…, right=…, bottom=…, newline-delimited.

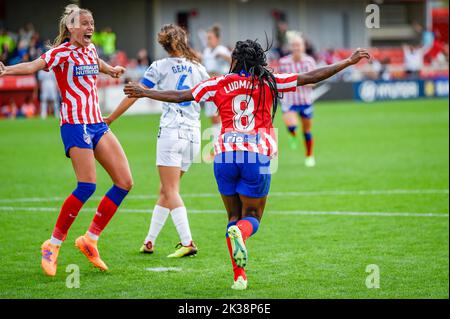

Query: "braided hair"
left=229, top=39, right=281, bottom=127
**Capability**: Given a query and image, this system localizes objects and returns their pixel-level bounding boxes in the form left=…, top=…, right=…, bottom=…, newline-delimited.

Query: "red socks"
left=88, top=196, right=118, bottom=236
left=52, top=194, right=84, bottom=241
left=305, top=138, right=314, bottom=157
left=226, top=236, right=247, bottom=281
left=51, top=184, right=128, bottom=242
left=236, top=219, right=254, bottom=241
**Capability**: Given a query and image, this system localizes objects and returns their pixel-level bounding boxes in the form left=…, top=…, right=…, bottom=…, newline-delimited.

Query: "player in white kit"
left=37, top=69, right=59, bottom=119
left=105, top=24, right=209, bottom=257
left=201, top=25, right=231, bottom=158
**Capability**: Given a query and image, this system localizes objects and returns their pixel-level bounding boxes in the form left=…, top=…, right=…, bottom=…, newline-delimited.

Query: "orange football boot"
left=41, top=240, right=60, bottom=277
left=75, top=234, right=108, bottom=271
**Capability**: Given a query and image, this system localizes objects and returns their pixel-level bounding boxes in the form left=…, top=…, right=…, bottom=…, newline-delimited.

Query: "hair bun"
left=65, top=4, right=80, bottom=14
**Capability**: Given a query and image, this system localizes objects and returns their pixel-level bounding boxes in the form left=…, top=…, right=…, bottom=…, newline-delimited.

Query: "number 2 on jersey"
left=176, top=74, right=192, bottom=107
left=232, top=94, right=255, bottom=132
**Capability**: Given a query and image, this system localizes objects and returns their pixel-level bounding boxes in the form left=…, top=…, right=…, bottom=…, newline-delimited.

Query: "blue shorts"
left=60, top=123, right=110, bottom=158
left=213, top=151, right=271, bottom=198
left=283, top=104, right=313, bottom=119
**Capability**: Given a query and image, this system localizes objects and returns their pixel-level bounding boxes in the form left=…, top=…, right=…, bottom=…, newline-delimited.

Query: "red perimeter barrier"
left=0, top=75, right=38, bottom=107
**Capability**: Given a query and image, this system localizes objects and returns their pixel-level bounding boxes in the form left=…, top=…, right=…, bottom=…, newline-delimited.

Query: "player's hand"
left=103, top=116, right=113, bottom=126
left=0, top=62, right=7, bottom=77
left=348, top=48, right=371, bottom=65
left=124, top=82, right=146, bottom=98
left=109, top=66, right=126, bottom=79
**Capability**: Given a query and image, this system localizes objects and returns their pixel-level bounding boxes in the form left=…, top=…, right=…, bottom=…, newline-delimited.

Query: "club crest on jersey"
left=74, top=64, right=99, bottom=77
left=83, top=133, right=92, bottom=145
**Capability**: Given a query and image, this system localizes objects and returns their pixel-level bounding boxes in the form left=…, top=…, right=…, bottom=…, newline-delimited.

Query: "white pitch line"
left=145, top=267, right=183, bottom=272
left=0, top=189, right=448, bottom=203
left=0, top=206, right=447, bottom=218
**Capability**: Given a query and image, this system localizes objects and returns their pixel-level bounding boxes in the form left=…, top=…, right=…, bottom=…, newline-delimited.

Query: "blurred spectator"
left=412, top=21, right=435, bottom=49
left=1, top=23, right=44, bottom=65
left=0, top=28, right=15, bottom=63
left=37, top=69, right=59, bottom=119
left=363, top=58, right=382, bottom=80
left=28, top=33, right=45, bottom=60
left=323, top=48, right=339, bottom=65
left=303, top=37, right=316, bottom=59
left=202, top=25, right=231, bottom=76
left=379, top=57, right=392, bottom=81
left=102, top=27, right=117, bottom=58
left=275, top=20, right=289, bottom=58
left=93, top=27, right=117, bottom=59
left=137, top=48, right=151, bottom=70
left=124, top=59, right=144, bottom=82
left=18, top=23, right=35, bottom=48
left=1, top=99, right=18, bottom=119
left=403, top=43, right=426, bottom=78
left=363, top=57, right=391, bottom=81
left=20, top=96, right=36, bottom=118
left=123, top=49, right=152, bottom=81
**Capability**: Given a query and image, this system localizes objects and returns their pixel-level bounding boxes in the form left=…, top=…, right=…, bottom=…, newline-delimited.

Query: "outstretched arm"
left=98, top=58, right=126, bottom=79
left=297, top=48, right=370, bottom=86
left=123, top=83, right=194, bottom=103
left=104, top=96, right=139, bottom=125
left=0, top=59, right=46, bottom=77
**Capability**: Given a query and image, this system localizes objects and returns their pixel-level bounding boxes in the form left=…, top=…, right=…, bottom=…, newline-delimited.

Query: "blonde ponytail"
left=49, top=4, right=92, bottom=48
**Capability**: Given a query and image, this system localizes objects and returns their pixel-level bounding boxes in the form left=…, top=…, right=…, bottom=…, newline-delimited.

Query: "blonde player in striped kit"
left=0, top=4, right=132, bottom=276
left=279, top=35, right=317, bottom=167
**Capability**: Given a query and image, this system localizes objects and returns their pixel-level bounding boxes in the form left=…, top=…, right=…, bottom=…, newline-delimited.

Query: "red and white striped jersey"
left=41, top=42, right=102, bottom=125
left=192, top=72, right=298, bottom=157
left=278, top=54, right=316, bottom=106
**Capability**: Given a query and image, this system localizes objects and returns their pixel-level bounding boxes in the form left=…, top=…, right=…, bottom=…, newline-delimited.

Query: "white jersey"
left=202, top=45, right=231, bottom=75
left=141, top=57, right=210, bottom=129
left=37, top=70, right=59, bottom=100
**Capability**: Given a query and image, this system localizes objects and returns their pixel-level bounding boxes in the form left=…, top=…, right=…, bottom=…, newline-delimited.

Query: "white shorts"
left=204, top=101, right=218, bottom=117
left=156, top=127, right=201, bottom=172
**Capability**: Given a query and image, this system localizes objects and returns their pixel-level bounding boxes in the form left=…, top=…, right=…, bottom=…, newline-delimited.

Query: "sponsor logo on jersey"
left=74, top=64, right=99, bottom=77
left=223, top=131, right=260, bottom=144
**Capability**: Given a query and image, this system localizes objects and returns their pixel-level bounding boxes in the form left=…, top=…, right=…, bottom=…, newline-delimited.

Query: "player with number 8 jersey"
left=192, top=72, right=297, bottom=157
left=123, top=39, right=371, bottom=290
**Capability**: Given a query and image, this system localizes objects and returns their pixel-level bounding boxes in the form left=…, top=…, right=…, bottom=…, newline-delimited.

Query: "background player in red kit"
left=124, top=40, right=370, bottom=290
left=0, top=5, right=133, bottom=276
left=279, top=35, right=317, bottom=167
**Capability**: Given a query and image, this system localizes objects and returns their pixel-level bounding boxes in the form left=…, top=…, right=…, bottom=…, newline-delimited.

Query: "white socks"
left=145, top=205, right=170, bottom=245
left=50, top=236, right=62, bottom=246
left=171, top=207, right=193, bottom=247
left=145, top=205, right=193, bottom=247
left=87, top=231, right=99, bottom=241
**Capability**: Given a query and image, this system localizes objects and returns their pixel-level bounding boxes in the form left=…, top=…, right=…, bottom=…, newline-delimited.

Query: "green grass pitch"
left=0, top=98, right=448, bottom=299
